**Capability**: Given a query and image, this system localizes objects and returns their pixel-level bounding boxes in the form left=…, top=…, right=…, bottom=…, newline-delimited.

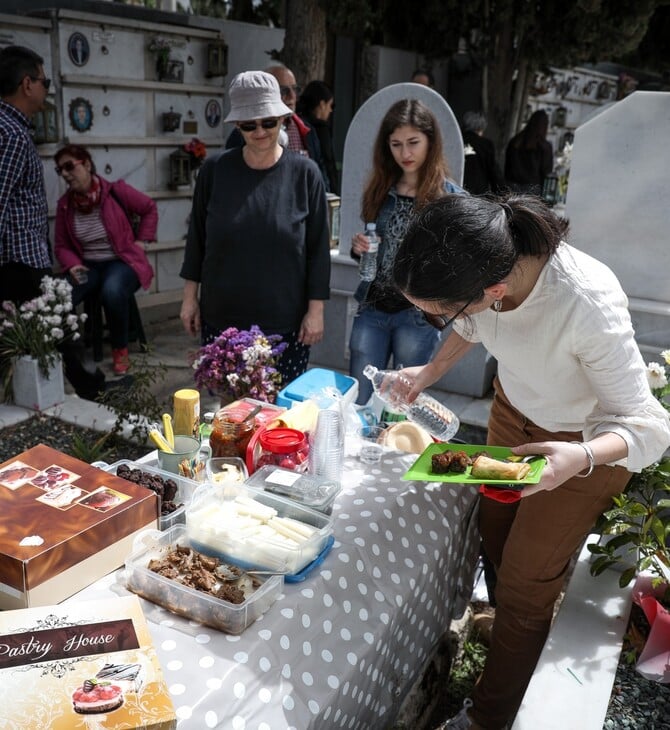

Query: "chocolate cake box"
left=0, top=595, right=176, bottom=729
left=0, top=445, right=159, bottom=609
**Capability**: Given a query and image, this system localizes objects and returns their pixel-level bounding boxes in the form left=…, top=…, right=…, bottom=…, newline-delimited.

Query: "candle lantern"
left=162, top=107, right=181, bottom=133
left=206, top=39, right=228, bottom=78
left=32, top=99, right=59, bottom=145
left=169, top=147, right=191, bottom=189
left=542, top=172, right=559, bottom=206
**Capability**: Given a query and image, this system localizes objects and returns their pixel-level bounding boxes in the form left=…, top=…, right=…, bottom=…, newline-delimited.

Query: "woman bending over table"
left=392, top=193, right=670, bottom=730
left=348, top=98, right=463, bottom=405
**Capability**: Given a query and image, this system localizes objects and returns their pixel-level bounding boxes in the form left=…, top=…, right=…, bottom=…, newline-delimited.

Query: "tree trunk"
left=279, top=0, right=328, bottom=85
left=486, top=21, right=522, bottom=169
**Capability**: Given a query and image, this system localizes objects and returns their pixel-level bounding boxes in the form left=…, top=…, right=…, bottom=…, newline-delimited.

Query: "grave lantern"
left=542, top=172, right=559, bottom=205
left=162, top=107, right=181, bottom=133
left=32, top=99, right=59, bottom=145
left=169, top=147, right=191, bottom=189
left=206, top=40, right=228, bottom=78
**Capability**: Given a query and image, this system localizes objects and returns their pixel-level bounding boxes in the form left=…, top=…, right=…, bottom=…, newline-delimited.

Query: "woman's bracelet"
left=571, top=441, right=595, bottom=478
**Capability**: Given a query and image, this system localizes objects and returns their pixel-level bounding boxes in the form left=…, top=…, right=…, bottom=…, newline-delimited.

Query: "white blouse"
left=454, top=242, right=670, bottom=471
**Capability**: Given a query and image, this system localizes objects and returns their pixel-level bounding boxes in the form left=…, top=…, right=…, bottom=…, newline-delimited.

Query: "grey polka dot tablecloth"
left=72, top=448, right=480, bottom=729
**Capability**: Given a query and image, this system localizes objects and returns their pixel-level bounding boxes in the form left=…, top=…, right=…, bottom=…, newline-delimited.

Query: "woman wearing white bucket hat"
left=179, top=71, right=331, bottom=385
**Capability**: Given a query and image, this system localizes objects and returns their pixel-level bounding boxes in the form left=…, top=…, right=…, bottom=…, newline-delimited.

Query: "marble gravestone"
left=335, top=83, right=497, bottom=398
left=566, top=91, right=670, bottom=356
left=339, top=83, right=464, bottom=253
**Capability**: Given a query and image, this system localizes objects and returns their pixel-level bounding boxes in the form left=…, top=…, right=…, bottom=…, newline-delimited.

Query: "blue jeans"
left=349, top=305, right=439, bottom=405
left=71, top=260, right=139, bottom=349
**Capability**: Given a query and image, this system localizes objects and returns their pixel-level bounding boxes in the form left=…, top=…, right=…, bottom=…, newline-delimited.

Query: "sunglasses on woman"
left=54, top=160, right=84, bottom=175
left=416, top=297, right=474, bottom=331
left=237, top=118, right=281, bottom=132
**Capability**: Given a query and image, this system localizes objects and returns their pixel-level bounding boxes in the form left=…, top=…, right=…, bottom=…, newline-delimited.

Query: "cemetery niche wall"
left=0, top=8, right=227, bottom=312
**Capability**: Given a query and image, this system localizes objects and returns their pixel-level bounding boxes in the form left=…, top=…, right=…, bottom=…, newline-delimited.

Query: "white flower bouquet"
left=0, top=276, right=85, bottom=377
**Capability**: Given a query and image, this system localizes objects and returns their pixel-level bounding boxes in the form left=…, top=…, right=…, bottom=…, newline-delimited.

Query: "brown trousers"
left=471, top=379, right=631, bottom=729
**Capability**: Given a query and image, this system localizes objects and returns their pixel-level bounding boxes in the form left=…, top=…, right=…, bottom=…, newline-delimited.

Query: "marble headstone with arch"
left=565, top=91, right=670, bottom=356
left=339, top=83, right=464, bottom=254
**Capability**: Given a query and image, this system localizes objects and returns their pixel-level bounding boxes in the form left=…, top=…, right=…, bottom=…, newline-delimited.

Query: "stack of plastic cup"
left=308, top=409, right=345, bottom=485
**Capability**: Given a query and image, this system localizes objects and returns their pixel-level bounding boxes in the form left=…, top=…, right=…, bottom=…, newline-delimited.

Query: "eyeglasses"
left=279, top=84, right=301, bottom=98
left=54, top=160, right=84, bottom=175
left=237, top=118, right=281, bottom=132
left=29, top=76, right=51, bottom=91
left=416, top=297, right=474, bottom=331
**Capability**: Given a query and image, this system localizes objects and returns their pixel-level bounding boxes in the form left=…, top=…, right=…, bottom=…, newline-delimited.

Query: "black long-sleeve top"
left=180, top=148, right=330, bottom=335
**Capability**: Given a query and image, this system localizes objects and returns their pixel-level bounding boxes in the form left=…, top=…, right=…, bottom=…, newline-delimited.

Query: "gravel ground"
left=0, top=414, right=148, bottom=465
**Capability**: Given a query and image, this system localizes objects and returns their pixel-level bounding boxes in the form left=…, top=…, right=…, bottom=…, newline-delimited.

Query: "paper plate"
left=380, top=422, right=433, bottom=454
left=402, top=443, right=546, bottom=487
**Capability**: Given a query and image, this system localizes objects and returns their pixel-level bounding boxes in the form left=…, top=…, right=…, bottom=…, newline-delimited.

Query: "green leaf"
left=619, top=567, right=637, bottom=587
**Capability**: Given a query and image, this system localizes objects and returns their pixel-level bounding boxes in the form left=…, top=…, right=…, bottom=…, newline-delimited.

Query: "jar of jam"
left=210, top=408, right=255, bottom=460
left=254, top=427, right=309, bottom=473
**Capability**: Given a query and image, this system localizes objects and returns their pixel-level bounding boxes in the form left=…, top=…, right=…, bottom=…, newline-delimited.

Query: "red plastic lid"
left=259, top=427, right=307, bottom=454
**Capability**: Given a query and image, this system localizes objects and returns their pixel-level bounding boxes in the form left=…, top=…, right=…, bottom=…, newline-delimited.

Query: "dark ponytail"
left=392, top=194, right=569, bottom=305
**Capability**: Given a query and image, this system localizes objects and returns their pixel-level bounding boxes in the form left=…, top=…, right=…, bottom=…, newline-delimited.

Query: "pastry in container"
left=186, top=481, right=333, bottom=575
left=98, top=460, right=199, bottom=530
left=124, top=525, right=283, bottom=634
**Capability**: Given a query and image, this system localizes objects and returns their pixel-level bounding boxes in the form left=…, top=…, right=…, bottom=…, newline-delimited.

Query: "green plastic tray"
left=402, top=443, right=546, bottom=487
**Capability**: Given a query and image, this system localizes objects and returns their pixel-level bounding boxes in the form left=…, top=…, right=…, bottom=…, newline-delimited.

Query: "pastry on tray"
left=470, top=454, right=531, bottom=481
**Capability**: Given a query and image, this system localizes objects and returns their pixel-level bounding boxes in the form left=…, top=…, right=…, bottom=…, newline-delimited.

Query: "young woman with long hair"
left=349, top=98, right=463, bottom=404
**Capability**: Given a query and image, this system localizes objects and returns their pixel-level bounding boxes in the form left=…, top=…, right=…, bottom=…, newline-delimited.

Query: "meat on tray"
left=430, top=450, right=472, bottom=474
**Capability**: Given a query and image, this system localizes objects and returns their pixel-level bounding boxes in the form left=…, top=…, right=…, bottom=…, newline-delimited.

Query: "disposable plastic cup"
left=358, top=425, right=385, bottom=464
left=309, top=410, right=344, bottom=481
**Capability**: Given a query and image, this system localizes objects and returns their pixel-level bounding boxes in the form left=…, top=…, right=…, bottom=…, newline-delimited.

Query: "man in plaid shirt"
left=0, top=45, right=116, bottom=400
left=0, top=45, right=52, bottom=300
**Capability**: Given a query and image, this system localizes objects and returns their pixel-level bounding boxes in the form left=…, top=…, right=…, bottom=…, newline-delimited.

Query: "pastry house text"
left=0, top=619, right=139, bottom=669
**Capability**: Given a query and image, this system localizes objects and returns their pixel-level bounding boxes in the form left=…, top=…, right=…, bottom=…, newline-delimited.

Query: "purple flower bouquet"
left=191, top=325, right=287, bottom=403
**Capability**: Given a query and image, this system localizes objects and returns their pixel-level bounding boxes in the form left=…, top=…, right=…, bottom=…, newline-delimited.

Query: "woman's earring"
left=494, top=299, right=502, bottom=337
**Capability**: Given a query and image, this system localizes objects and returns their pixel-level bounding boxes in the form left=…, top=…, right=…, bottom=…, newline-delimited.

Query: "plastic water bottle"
left=359, top=223, right=380, bottom=282
left=363, top=364, right=460, bottom=442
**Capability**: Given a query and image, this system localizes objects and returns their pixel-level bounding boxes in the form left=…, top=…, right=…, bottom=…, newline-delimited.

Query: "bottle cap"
left=259, top=427, right=307, bottom=454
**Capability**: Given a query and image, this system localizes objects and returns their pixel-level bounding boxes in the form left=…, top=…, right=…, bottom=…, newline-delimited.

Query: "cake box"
left=0, top=444, right=159, bottom=610
left=0, top=595, right=176, bottom=729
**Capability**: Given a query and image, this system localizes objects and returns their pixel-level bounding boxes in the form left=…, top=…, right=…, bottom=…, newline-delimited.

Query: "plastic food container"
left=186, top=481, right=333, bottom=575
left=245, top=465, right=340, bottom=514
left=99, top=459, right=199, bottom=530
left=251, top=427, right=310, bottom=474
left=206, top=456, right=248, bottom=484
left=123, top=525, right=283, bottom=634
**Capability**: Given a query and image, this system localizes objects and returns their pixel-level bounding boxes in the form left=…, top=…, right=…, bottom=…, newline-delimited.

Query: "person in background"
left=53, top=144, right=157, bottom=375
left=0, top=45, right=112, bottom=400
left=180, top=71, right=330, bottom=385
left=296, top=80, right=338, bottom=194
left=411, top=68, right=435, bottom=88
left=461, top=111, right=505, bottom=195
left=348, top=99, right=464, bottom=405
left=505, top=109, right=553, bottom=194
left=392, top=194, right=670, bottom=730
left=226, top=63, right=329, bottom=189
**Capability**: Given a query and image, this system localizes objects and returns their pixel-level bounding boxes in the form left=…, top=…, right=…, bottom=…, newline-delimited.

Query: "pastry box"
left=123, top=525, right=283, bottom=634
left=186, top=481, right=334, bottom=575
left=0, top=445, right=159, bottom=610
left=100, top=459, right=199, bottom=530
left=244, top=465, right=341, bottom=514
left=0, top=594, right=176, bottom=729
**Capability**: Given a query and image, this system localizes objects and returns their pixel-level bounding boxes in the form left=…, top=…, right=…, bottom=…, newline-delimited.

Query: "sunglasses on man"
left=237, top=118, right=281, bottom=132
left=279, top=84, right=301, bottom=98
left=29, top=75, right=51, bottom=91
left=54, top=160, right=84, bottom=175
left=416, top=297, right=474, bottom=331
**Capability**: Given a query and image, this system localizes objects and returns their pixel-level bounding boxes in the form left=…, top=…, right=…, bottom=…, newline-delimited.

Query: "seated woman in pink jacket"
left=54, top=144, right=157, bottom=374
